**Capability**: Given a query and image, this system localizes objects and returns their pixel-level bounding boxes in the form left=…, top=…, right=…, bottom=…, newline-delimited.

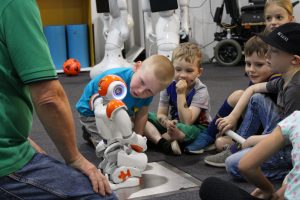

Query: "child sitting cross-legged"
left=144, top=42, right=211, bottom=155
left=205, top=23, right=300, bottom=181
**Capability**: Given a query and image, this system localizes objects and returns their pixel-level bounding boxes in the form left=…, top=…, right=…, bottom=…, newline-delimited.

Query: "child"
left=186, top=0, right=295, bottom=154
left=200, top=111, right=300, bottom=200
left=76, top=55, right=174, bottom=147
left=143, top=43, right=211, bottom=155
left=264, top=0, right=294, bottom=32
left=185, top=35, right=280, bottom=154
left=206, top=22, right=300, bottom=180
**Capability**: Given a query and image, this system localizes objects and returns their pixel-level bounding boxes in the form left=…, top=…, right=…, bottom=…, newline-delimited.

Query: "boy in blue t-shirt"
left=76, top=55, right=174, bottom=147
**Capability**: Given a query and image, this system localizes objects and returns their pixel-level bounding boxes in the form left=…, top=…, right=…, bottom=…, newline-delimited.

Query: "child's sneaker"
left=171, top=140, right=182, bottom=155
left=184, top=132, right=215, bottom=154
left=204, top=146, right=232, bottom=167
left=157, top=138, right=182, bottom=156
left=82, top=126, right=95, bottom=148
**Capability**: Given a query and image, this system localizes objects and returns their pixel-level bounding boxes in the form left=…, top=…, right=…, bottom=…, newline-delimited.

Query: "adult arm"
left=28, top=79, right=111, bottom=196
left=28, top=138, right=46, bottom=154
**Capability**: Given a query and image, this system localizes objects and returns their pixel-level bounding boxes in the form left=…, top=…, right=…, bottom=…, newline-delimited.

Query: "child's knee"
left=250, top=93, right=265, bottom=103
left=227, top=90, right=244, bottom=107
left=225, top=155, right=240, bottom=177
left=215, top=136, right=233, bottom=151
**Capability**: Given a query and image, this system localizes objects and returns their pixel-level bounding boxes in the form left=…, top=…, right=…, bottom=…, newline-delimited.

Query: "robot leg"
left=99, top=142, right=147, bottom=184
left=121, top=132, right=148, bottom=152
left=110, top=149, right=148, bottom=184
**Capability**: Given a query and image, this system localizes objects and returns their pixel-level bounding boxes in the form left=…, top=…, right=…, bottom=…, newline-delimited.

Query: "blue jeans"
left=237, top=93, right=281, bottom=138
left=226, top=93, right=292, bottom=180
left=0, top=153, right=118, bottom=200
left=226, top=146, right=292, bottom=180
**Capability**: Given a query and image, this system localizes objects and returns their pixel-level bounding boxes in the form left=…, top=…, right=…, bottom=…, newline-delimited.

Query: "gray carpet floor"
left=30, top=63, right=280, bottom=199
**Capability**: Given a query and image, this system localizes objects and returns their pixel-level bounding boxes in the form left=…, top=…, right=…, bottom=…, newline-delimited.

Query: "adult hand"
left=216, top=115, right=237, bottom=135
left=69, top=154, right=112, bottom=196
left=176, top=80, right=188, bottom=95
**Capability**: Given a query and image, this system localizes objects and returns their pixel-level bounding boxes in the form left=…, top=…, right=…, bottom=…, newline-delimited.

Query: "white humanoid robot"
left=90, top=75, right=148, bottom=190
left=90, top=0, right=133, bottom=79
left=142, top=0, right=190, bottom=60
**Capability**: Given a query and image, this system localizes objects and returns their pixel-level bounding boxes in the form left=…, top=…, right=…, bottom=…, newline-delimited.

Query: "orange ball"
left=63, top=58, right=81, bottom=76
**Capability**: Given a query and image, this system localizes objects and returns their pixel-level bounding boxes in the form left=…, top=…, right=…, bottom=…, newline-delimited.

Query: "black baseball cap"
left=260, top=22, right=300, bottom=56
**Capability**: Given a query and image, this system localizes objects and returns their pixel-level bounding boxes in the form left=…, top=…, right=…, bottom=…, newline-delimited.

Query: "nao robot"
left=90, top=0, right=133, bottom=79
left=90, top=75, right=148, bottom=190
left=142, top=0, right=190, bottom=60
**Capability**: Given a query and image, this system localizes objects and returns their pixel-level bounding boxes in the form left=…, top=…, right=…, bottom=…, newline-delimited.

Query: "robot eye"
left=113, top=85, right=125, bottom=98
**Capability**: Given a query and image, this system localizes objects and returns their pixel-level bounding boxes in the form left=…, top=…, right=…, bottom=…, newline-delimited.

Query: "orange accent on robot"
left=106, top=99, right=126, bottom=119
left=118, top=169, right=132, bottom=181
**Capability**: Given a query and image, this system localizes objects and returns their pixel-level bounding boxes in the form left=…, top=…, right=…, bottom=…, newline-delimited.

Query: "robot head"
left=98, top=75, right=127, bottom=100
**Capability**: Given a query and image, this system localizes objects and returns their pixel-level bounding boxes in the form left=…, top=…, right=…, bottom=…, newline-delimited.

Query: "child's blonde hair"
left=264, top=0, right=293, bottom=16
left=244, top=35, right=268, bottom=57
left=172, top=42, right=202, bottom=70
left=142, top=54, right=174, bottom=88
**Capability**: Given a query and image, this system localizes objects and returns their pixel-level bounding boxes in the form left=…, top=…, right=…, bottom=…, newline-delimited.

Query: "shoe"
left=184, top=132, right=215, bottom=154
left=157, top=138, right=181, bottom=156
left=171, top=140, right=182, bottom=155
left=82, top=126, right=95, bottom=148
left=204, top=147, right=232, bottom=167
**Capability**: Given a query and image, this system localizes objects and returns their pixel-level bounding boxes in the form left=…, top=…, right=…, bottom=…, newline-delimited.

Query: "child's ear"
left=198, top=67, right=203, bottom=77
left=133, top=61, right=142, bottom=72
left=292, top=55, right=300, bottom=65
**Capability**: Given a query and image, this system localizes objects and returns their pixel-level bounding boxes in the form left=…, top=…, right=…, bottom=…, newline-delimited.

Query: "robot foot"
left=110, top=177, right=141, bottom=190
left=111, top=166, right=142, bottom=184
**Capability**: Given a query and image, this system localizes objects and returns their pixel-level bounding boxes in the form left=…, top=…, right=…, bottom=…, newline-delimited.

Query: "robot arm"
left=178, top=0, right=190, bottom=39
left=101, top=13, right=111, bottom=39
left=141, top=0, right=155, bottom=42
left=90, top=0, right=133, bottom=79
left=108, top=0, right=133, bottom=45
left=141, top=0, right=180, bottom=59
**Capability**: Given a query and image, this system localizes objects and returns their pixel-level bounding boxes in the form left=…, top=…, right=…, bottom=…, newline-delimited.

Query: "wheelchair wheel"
left=214, top=39, right=242, bottom=66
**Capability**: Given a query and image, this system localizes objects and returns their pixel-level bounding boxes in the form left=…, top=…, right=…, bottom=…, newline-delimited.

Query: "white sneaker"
left=171, top=140, right=182, bottom=155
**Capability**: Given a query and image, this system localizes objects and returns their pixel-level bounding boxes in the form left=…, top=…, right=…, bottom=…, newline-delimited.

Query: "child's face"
left=266, top=46, right=295, bottom=73
left=245, top=52, right=273, bottom=84
left=130, top=64, right=163, bottom=99
left=265, top=3, right=293, bottom=32
left=173, top=58, right=202, bottom=89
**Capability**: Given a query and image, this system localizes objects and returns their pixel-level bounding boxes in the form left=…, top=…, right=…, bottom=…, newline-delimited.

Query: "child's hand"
left=251, top=188, right=278, bottom=200
left=242, top=135, right=268, bottom=149
left=176, top=80, right=188, bottom=94
left=242, top=136, right=255, bottom=149
left=158, top=115, right=176, bottom=128
left=165, top=119, right=177, bottom=129
left=216, top=115, right=237, bottom=135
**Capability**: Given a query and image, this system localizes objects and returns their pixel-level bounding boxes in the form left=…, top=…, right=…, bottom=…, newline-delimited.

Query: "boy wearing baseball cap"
left=208, top=22, right=300, bottom=179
